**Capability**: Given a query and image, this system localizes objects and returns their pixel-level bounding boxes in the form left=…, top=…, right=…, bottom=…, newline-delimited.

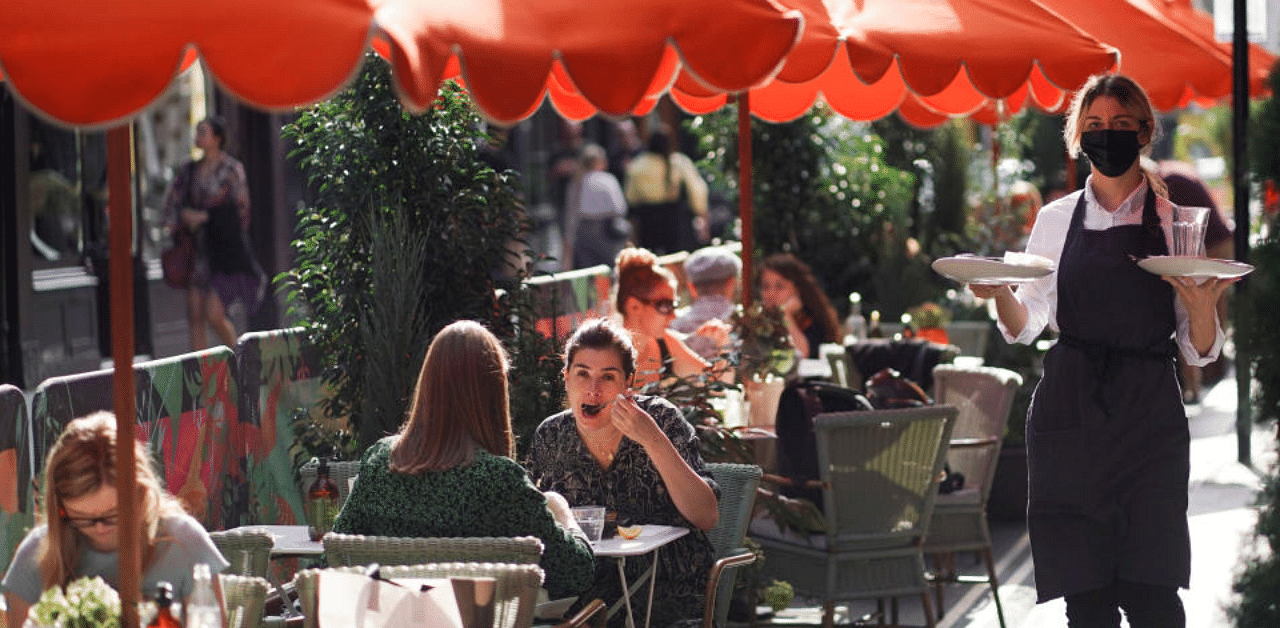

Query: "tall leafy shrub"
left=281, top=54, right=529, bottom=449
left=690, top=105, right=919, bottom=318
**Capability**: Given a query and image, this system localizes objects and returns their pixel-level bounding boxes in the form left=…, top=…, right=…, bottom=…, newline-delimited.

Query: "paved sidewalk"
left=756, top=371, right=1274, bottom=627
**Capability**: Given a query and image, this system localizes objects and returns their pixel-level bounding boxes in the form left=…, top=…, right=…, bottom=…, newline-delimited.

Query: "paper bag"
left=317, top=571, right=466, bottom=628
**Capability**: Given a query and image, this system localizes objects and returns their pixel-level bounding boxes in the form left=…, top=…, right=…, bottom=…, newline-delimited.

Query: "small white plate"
left=932, top=255, right=1054, bottom=285
left=1137, top=256, right=1255, bottom=279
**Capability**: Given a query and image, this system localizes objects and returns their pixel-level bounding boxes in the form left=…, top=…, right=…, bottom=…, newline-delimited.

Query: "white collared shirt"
left=999, top=177, right=1224, bottom=366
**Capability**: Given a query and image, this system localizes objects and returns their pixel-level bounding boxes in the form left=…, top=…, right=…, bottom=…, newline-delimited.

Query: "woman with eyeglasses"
left=524, top=318, right=719, bottom=627
left=614, top=247, right=727, bottom=389
left=2, top=412, right=229, bottom=628
left=758, top=252, right=841, bottom=359
left=968, top=74, right=1235, bottom=628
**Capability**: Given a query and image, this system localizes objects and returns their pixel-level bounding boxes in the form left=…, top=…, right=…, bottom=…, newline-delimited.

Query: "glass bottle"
left=147, top=582, right=182, bottom=628
left=867, top=310, right=884, bottom=338
left=185, top=564, right=221, bottom=628
left=307, top=456, right=341, bottom=540
left=844, top=292, right=867, bottom=344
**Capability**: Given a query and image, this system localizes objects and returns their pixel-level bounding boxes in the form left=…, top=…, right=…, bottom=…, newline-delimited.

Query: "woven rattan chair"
left=923, top=364, right=1022, bottom=628
left=703, top=463, right=763, bottom=628
left=211, top=527, right=275, bottom=578
left=750, top=405, right=957, bottom=628
left=322, top=532, right=544, bottom=567
left=221, top=574, right=271, bottom=628
left=294, top=562, right=544, bottom=628
left=298, top=459, right=362, bottom=509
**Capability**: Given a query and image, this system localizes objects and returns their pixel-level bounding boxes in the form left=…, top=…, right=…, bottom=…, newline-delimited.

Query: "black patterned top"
left=332, top=437, right=595, bottom=598
left=524, top=395, right=719, bottom=628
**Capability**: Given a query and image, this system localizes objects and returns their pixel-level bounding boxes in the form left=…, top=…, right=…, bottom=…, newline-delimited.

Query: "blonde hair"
left=390, top=321, right=514, bottom=474
left=1063, top=73, right=1168, bottom=197
left=613, top=247, right=676, bottom=315
left=38, top=412, right=185, bottom=591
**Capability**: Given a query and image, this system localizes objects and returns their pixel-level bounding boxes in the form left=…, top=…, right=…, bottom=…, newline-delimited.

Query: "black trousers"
left=1064, top=579, right=1185, bottom=628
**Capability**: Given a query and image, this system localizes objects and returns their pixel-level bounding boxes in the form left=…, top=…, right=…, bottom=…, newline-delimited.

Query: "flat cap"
left=684, top=247, right=741, bottom=284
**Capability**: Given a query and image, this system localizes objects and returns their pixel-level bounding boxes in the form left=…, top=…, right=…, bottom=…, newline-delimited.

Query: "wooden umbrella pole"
left=738, top=92, right=754, bottom=307
left=107, top=125, right=140, bottom=628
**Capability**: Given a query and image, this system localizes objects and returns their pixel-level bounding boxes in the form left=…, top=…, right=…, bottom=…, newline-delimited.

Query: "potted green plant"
left=731, top=302, right=797, bottom=427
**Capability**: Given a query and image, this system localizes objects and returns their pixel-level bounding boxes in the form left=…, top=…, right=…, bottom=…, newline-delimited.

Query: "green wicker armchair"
left=703, top=462, right=763, bottom=628
left=210, top=527, right=275, bottom=578
left=750, top=405, right=957, bottom=628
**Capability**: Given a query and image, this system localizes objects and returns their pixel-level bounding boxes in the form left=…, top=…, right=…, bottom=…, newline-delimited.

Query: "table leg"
left=643, top=547, right=662, bottom=628
left=616, top=557, right=636, bottom=628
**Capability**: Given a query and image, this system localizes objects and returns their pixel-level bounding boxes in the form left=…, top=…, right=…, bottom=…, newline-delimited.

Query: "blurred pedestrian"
left=624, top=124, right=709, bottom=254
left=563, top=144, right=629, bottom=270
left=162, top=117, right=263, bottom=350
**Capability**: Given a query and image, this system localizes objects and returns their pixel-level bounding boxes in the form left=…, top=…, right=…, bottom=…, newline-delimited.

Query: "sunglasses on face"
left=638, top=297, right=677, bottom=315
left=60, top=507, right=119, bottom=529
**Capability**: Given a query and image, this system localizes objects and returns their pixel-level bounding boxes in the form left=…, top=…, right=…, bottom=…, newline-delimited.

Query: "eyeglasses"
left=637, top=297, right=677, bottom=315
left=60, top=508, right=118, bottom=529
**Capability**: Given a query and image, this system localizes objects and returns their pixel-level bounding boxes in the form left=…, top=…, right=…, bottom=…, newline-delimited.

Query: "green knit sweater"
left=332, top=437, right=594, bottom=597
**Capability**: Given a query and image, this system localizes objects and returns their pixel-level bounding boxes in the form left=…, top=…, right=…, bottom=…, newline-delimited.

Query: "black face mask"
left=1080, top=129, right=1142, bottom=178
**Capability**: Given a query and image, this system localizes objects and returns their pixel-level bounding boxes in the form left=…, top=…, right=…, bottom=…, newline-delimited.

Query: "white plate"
left=1137, top=256, right=1255, bottom=279
left=932, top=255, right=1054, bottom=285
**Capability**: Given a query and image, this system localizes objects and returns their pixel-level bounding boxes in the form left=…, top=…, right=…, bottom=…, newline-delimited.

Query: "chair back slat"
left=219, top=573, right=270, bottom=628
left=322, top=533, right=544, bottom=567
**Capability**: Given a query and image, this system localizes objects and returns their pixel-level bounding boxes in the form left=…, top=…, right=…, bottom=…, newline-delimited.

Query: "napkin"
left=1002, top=252, right=1054, bottom=269
left=318, top=572, right=465, bottom=628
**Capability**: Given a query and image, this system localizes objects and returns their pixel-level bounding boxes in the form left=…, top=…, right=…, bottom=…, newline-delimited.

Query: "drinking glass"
left=1172, top=206, right=1210, bottom=257
left=571, top=505, right=606, bottom=542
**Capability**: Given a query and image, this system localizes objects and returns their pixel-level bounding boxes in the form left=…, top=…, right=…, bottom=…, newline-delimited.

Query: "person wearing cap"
left=672, top=246, right=739, bottom=359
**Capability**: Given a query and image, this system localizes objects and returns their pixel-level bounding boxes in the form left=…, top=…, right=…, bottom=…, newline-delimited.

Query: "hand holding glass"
left=1172, top=206, right=1209, bottom=257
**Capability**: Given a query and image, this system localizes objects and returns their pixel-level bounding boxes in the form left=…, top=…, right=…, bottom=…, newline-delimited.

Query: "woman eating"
left=525, top=318, right=719, bottom=627
left=332, top=320, right=594, bottom=599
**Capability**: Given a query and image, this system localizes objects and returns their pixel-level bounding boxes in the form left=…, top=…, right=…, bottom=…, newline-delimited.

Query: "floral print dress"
left=524, top=395, right=719, bottom=628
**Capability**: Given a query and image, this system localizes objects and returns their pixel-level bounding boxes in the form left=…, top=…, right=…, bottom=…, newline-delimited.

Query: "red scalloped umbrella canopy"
left=1035, top=0, right=1233, bottom=112
left=667, top=0, right=1120, bottom=123
left=0, top=0, right=803, bottom=126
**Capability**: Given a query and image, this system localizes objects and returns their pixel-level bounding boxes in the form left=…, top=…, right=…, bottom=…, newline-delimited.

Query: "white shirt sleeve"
left=998, top=180, right=1224, bottom=366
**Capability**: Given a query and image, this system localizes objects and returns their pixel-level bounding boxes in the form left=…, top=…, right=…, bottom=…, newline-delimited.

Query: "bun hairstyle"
left=614, top=247, right=675, bottom=314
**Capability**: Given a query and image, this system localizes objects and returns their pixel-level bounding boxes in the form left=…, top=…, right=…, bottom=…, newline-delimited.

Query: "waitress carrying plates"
left=966, top=74, right=1238, bottom=628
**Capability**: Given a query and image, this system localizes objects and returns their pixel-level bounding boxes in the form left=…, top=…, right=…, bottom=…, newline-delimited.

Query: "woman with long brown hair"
left=758, top=252, right=841, bottom=359
left=332, top=320, right=594, bottom=598
left=2, top=412, right=228, bottom=628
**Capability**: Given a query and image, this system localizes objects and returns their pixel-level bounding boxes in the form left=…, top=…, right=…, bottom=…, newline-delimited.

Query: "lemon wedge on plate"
left=617, top=525, right=642, bottom=540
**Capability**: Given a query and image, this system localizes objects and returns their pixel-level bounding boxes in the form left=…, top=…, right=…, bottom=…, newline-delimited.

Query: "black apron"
left=1026, top=188, right=1190, bottom=602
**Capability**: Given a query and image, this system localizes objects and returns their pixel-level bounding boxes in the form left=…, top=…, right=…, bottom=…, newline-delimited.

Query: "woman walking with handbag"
left=162, top=117, right=263, bottom=350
